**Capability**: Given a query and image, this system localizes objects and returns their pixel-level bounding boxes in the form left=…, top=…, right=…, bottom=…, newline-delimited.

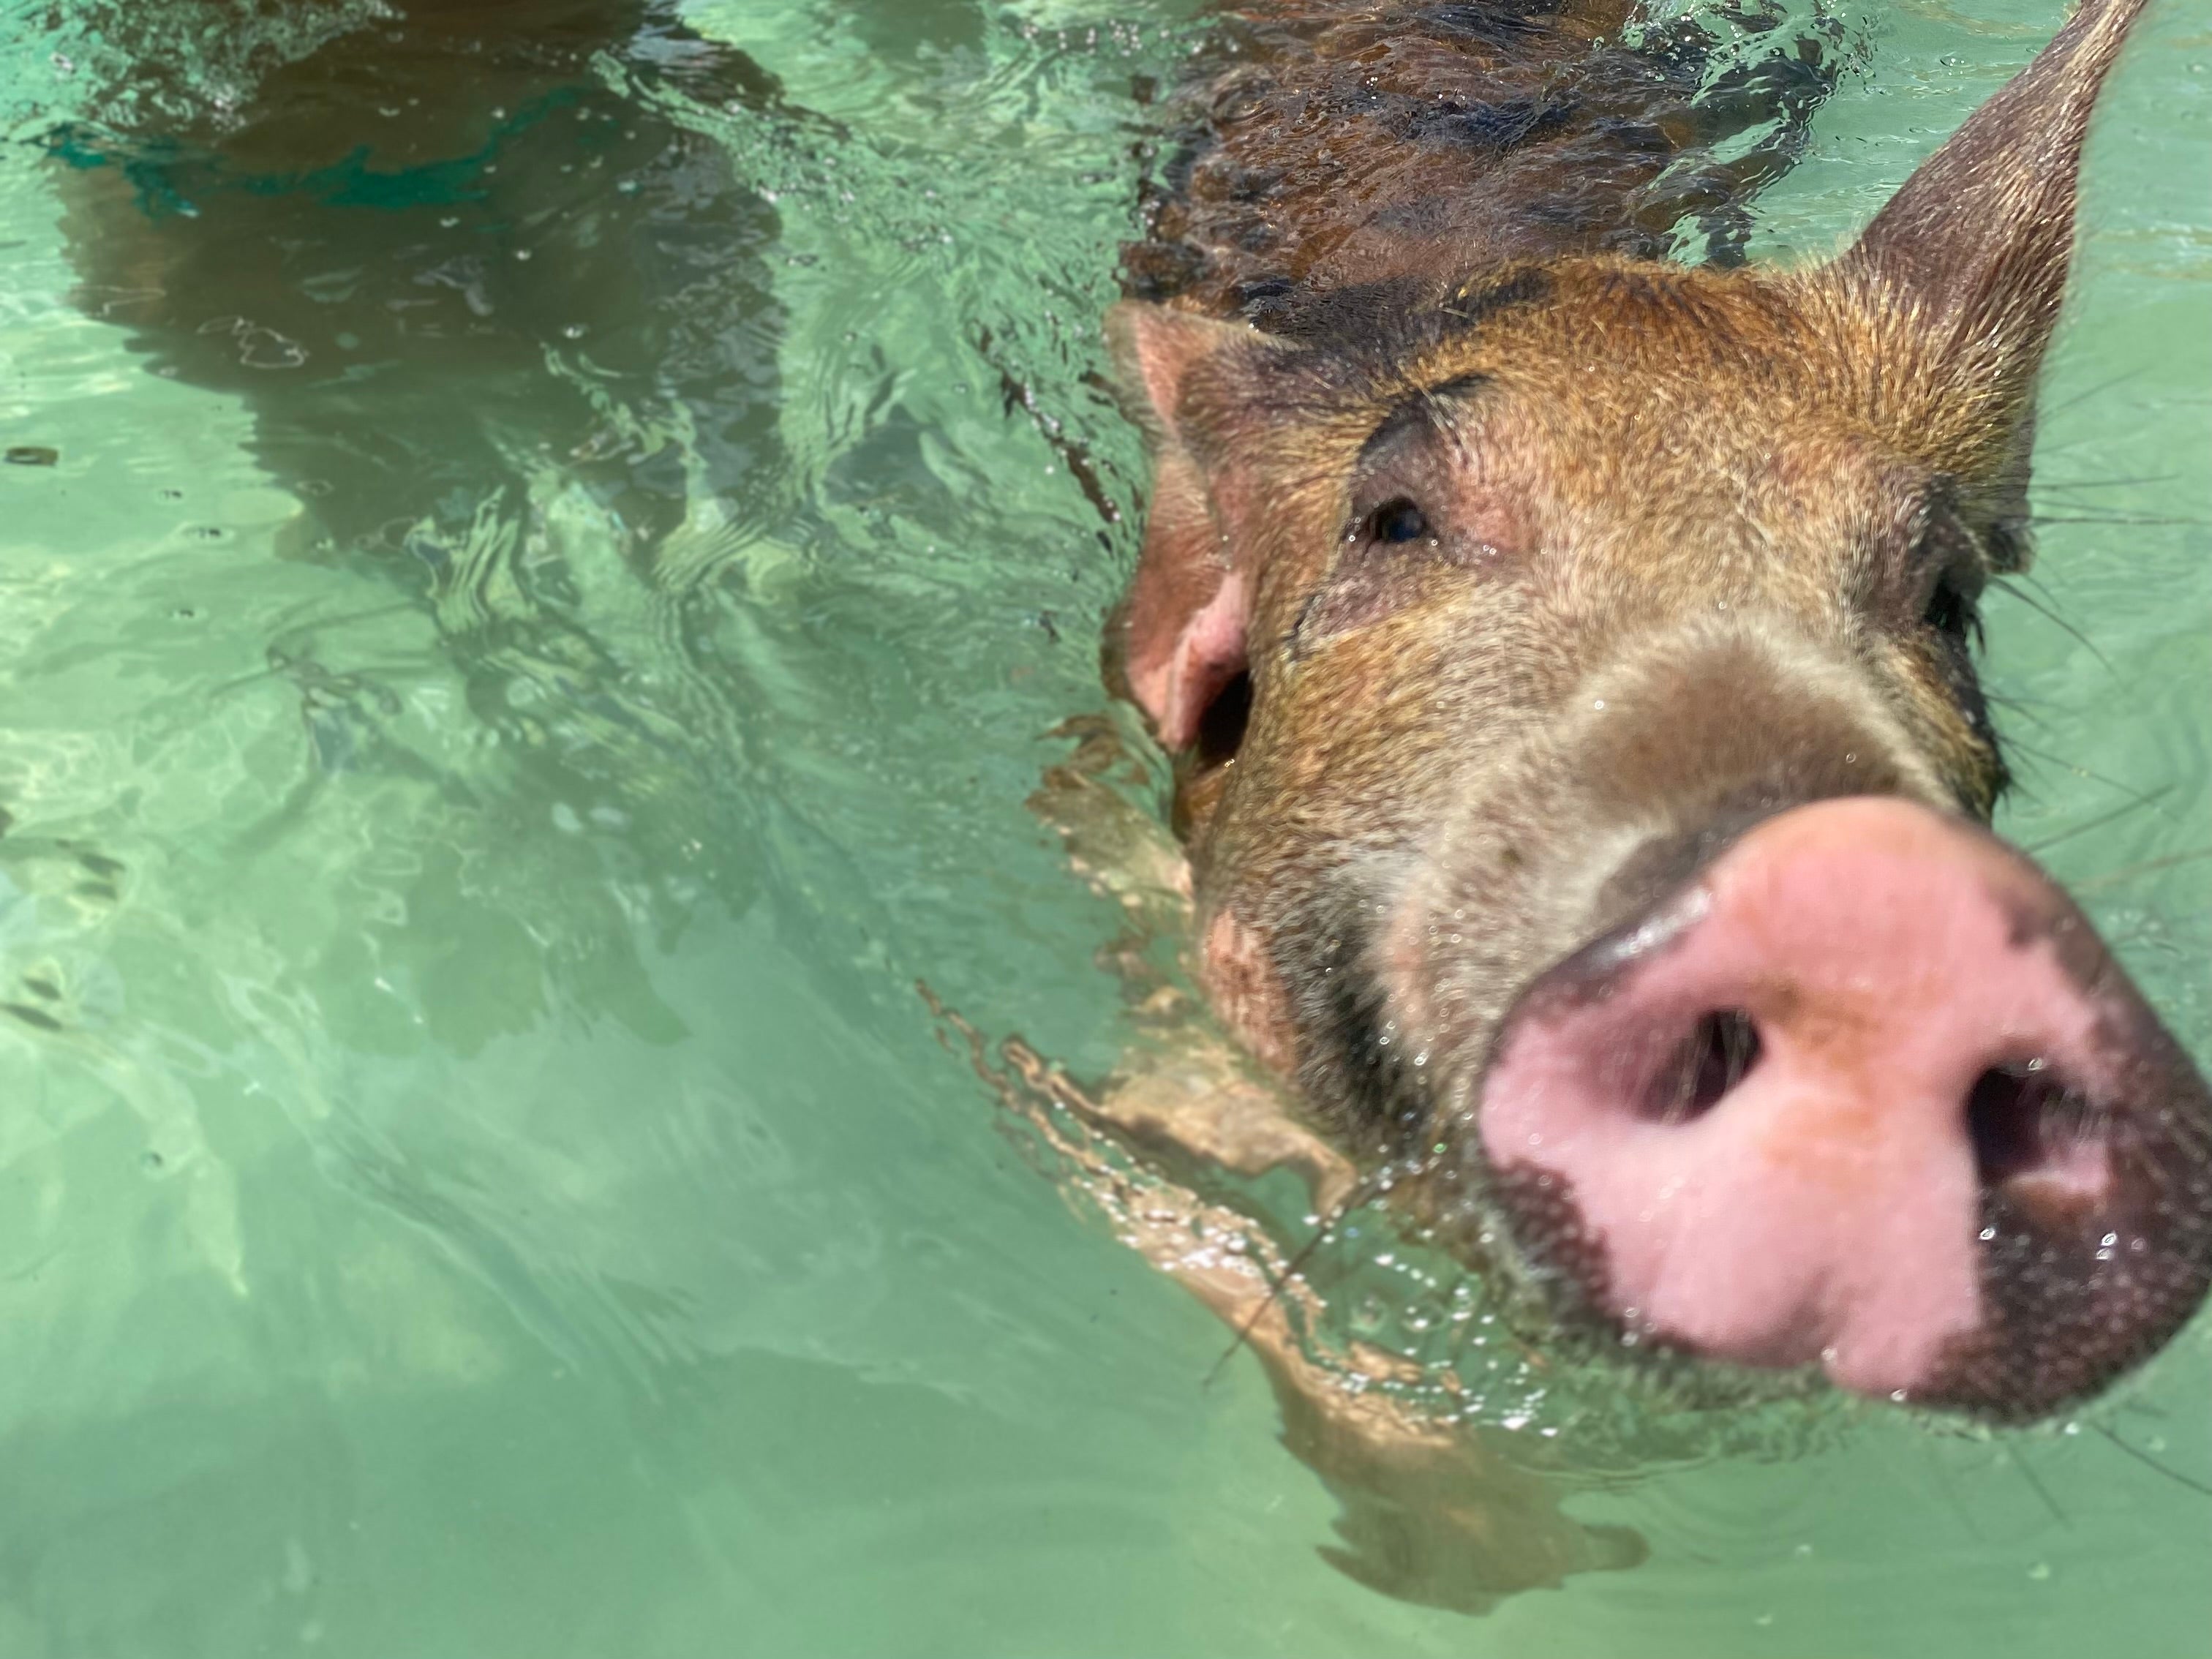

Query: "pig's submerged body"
left=1122, top=0, right=1829, bottom=320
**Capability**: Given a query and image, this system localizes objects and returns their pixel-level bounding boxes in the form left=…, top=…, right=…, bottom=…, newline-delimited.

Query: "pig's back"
left=1122, top=0, right=1838, bottom=330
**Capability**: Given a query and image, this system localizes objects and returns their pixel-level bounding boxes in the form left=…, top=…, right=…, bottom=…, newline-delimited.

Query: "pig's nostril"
left=1967, top=1060, right=2094, bottom=1189
left=1639, top=1009, right=1762, bottom=1124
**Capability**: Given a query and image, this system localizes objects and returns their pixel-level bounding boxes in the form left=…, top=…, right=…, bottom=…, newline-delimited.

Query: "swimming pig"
left=1092, top=0, right=2210, bottom=1437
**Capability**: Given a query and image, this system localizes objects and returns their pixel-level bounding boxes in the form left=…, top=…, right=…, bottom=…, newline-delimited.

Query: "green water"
left=0, top=1, right=2205, bottom=1654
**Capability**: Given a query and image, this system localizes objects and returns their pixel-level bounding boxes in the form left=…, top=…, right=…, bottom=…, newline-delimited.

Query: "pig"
left=1087, top=0, right=2212, bottom=1451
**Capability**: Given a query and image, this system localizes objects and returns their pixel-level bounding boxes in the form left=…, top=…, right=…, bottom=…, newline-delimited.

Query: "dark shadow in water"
left=29, top=1, right=819, bottom=949
left=42, top=0, right=789, bottom=576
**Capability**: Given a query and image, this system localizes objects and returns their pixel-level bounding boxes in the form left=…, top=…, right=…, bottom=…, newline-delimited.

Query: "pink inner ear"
left=1135, top=569, right=1249, bottom=753
left=1121, top=445, right=1252, bottom=753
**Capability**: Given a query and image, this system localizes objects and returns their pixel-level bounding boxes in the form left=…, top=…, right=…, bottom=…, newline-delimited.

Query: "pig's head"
left=1106, top=0, right=2211, bottom=1421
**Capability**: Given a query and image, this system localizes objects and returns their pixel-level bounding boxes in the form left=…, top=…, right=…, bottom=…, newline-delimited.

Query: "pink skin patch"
left=1201, top=907, right=1296, bottom=1076
left=1478, top=798, right=2117, bottom=1399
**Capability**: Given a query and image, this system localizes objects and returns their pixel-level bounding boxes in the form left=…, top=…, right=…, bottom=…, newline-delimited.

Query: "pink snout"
left=1479, top=797, right=2212, bottom=1415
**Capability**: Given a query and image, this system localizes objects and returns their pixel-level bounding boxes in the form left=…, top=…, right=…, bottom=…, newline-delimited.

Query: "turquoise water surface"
left=0, top=1, right=2207, bottom=1655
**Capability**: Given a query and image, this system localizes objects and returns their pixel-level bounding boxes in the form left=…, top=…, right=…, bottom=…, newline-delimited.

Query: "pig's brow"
left=1357, top=371, right=1488, bottom=464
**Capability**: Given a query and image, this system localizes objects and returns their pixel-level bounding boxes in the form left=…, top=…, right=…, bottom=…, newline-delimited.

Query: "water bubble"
left=2027, top=1562, right=2052, bottom=1581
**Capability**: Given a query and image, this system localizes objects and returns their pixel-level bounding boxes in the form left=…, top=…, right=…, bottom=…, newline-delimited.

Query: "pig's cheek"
left=1200, top=908, right=1297, bottom=1076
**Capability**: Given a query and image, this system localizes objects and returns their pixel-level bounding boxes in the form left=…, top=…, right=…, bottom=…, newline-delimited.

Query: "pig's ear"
left=1105, top=302, right=1286, bottom=752
left=1832, top=0, right=2148, bottom=409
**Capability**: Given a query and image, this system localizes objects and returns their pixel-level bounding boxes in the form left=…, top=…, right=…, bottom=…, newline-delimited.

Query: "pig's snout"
left=1476, top=796, right=2212, bottom=1418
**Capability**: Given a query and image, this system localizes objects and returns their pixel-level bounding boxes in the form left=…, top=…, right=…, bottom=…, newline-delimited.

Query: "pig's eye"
left=1922, top=573, right=1982, bottom=650
left=1365, top=498, right=1429, bottom=544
